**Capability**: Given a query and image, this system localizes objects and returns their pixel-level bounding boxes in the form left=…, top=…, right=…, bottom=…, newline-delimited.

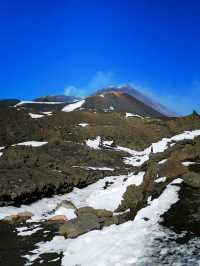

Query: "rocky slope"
left=34, top=95, right=81, bottom=103
left=0, top=102, right=200, bottom=265
left=93, top=85, right=178, bottom=116
left=2, top=85, right=177, bottom=117
left=0, top=108, right=200, bottom=206
left=78, top=91, right=165, bottom=117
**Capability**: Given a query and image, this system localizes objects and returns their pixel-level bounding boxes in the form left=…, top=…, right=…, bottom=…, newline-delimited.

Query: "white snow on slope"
left=86, top=137, right=114, bottom=150
left=103, top=140, right=113, bottom=146
left=24, top=179, right=182, bottom=266
left=13, top=141, right=48, bottom=147
left=0, top=172, right=144, bottom=222
left=158, top=159, right=168, bottom=164
left=85, top=130, right=200, bottom=166
left=126, top=112, right=144, bottom=119
left=154, top=177, right=167, bottom=183
left=62, top=100, right=85, bottom=112
left=86, top=136, right=101, bottom=149
left=86, top=167, right=114, bottom=171
left=182, top=161, right=198, bottom=166
left=122, top=130, right=200, bottom=167
left=42, top=111, right=52, bottom=116
left=85, top=172, right=144, bottom=211
left=15, top=101, right=63, bottom=107
left=17, top=225, right=42, bottom=236
left=53, top=207, right=77, bottom=220
left=0, top=147, right=4, bottom=157
left=29, top=113, right=44, bottom=119
left=78, top=123, right=89, bottom=127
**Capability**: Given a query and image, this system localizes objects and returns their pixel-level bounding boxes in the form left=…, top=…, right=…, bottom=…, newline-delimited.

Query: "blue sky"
left=0, top=0, right=200, bottom=114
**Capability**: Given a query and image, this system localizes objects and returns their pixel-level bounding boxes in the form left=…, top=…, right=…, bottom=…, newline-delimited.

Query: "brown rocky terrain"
left=0, top=107, right=200, bottom=207
left=0, top=105, right=200, bottom=265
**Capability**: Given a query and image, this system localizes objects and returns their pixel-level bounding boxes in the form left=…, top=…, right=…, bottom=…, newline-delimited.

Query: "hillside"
left=0, top=96, right=199, bottom=266
left=3, top=86, right=177, bottom=119
left=93, top=85, right=177, bottom=117
left=80, top=91, right=165, bottom=117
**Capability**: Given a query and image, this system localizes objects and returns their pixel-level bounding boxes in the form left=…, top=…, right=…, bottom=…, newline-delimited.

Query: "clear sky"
left=0, top=0, right=200, bottom=114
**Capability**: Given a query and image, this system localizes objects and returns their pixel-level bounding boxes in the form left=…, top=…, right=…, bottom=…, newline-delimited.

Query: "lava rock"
left=182, top=172, right=200, bottom=188
left=59, top=213, right=100, bottom=238
left=3, top=211, right=33, bottom=223
left=76, top=206, right=113, bottom=218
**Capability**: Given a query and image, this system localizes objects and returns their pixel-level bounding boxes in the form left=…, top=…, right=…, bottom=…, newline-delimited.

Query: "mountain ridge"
left=92, top=85, right=178, bottom=117
left=0, top=86, right=178, bottom=117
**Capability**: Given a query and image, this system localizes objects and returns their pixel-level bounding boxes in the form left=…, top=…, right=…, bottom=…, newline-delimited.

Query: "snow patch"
left=154, top=177, right=167, bottom=183
left=0, top=147, right=4, bottom=157
left=126, top=112, right=144, bottom=119
left=182, top=161, right=198, bottom=166
left=15, top=101, right=63, bottom=107
left=16, top=225, right=42, bottom=236
left=86, top=172, right=144, bottom=211
left=123, top=130, right=200, bottom=167
left=86, top=167, right=114, bottom=171
left=103, top=140, right=113, bottom=147
left=24, top=179, right=182, bottom=266
left=29, top=113, right=44, bottom=119
left=53, top=207, right=77, bottom=220
left=13, top=141, right=48, bottom=147
left=86, top=136, right=101, bottom=150
left=42, top=111, right=52, bottom=116
left=158, top=159, right=168, bottom=164
left=78, top=123, right=89, bottom=127
left=62, top=100, right=85, bottom=112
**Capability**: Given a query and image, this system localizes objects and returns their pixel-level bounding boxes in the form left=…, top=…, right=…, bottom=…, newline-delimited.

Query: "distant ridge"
left=92, top=85, right=178, bottom=117
left=77, top=90, right=165, bottom=117
left=34, top=95, right=81, bottom=103
left=1, top=86, right=178, bottom=117
left=0, top=99, right=20, bottom=108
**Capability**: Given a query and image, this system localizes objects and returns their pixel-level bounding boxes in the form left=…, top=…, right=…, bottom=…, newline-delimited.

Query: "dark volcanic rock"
left=158, top=159, right=188, bottom=180
left=3, top=211, right=33, bottom=223
left=0, top=107, right=200, bottom=208
left=182, top=172, right=200, bottom=188
left=59, top=206, right=132, bottom=238
left=162, top=184, right=200, bottom=235
left=34, top=95, right=81, bottom=103
left=0, top=108, right=43, bottom=146
left=0, top=141, right=127, bottom=206
left=115, top=184, right=144, bottom=217
left=76, top=206, right=113, bottom=218
left=0, top=99, right=20, bottom=108
left=59, top=213, right=100, bottom=238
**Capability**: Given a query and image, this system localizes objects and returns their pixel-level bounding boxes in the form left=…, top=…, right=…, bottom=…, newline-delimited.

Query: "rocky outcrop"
left=157, top=159, right=188, bottom=180
left=76, top=206, right=113, bottom=218
left=48, top=215, right=68, bottom=221
left=59, top=206, right=132, bottom=238
left=116, top=159, right=189, bottom=220
left=115, top=185, right=144, bottom=217
left=3, top=211, right=33, bottom=223
left=59, top=213, right=100, bottom=238
left=182, top=172, right=200, bottom=188
left=0, top=142, right=128, bottom=206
